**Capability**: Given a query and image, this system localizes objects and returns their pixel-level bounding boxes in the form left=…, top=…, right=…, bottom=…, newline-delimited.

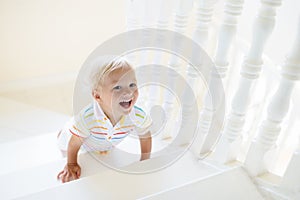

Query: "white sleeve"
left=68, top=104, right=93, bottom=138
left=135, top=114, right=152, bottom=136
left=133, top=106, right=152, bottom=136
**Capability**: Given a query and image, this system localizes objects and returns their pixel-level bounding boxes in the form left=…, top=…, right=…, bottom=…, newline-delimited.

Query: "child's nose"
left=123, top=88, right=133, bottom=96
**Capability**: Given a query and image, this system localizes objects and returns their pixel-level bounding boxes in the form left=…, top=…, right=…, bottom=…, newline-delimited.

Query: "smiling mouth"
left=119, top=99, right=133, bottom=109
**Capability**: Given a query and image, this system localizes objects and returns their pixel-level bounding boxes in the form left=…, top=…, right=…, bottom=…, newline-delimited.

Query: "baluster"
left=193, top=73, right=225, bottom=156
left=169, top=0, right=193, bottom=68
left=145, top=0, right=175, bottom=139
left=244, top=17, right=300, bottom=176
left=280, top=18, right=300, bottom=192
left=215, top=0, right=244, bottom=79
left=125, top=0, right=141, bottom=64
left=162, top=0, right=193, bottom=140
left=213, top=0, right=282, bottom=163
left=192, top=0, right=245, bottom=156
left=181, top=0, right=199, bottom=108
left=192, top=0, right=217, bottom=50
left=136, top=0, right=158, bottom=111
left=153, top=0, right=174, bottom=64
left=126, top=0, right=140, bottom=30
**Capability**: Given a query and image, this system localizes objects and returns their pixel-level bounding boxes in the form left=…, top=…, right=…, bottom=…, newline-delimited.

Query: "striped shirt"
left=65, top=101, right=152, bottom=151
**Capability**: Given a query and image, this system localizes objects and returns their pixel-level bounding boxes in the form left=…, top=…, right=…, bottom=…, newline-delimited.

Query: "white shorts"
left=57, top=118, right=87, bottom=153
left=57, top=118, right=113, bottom=152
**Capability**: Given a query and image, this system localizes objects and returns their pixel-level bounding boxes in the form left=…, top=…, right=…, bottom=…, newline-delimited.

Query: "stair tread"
left=0, top=97, right=70, bottom=144
left=139, top=167, right=265, bottom=200
left=13, top=151, right=219, bottom=200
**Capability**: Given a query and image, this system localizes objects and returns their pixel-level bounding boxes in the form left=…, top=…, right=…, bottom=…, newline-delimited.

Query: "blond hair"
left=90, top=57, right=133, bottom=91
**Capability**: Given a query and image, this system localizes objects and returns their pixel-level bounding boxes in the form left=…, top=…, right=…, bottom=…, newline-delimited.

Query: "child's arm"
left=139, top=131, right=152, bottom=161
left=57, top=135, right=83, bottom=183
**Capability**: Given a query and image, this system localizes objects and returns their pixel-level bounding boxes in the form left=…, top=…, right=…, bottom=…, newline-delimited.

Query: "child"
left=57, top=57, right=152, bottom=183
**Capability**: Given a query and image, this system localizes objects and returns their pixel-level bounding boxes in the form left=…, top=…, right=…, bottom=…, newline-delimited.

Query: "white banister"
left=173, top=0, right=194, bottom=34
left=212, top=0, right=282, bottom=163
left=167, top=0, right=194, bottom=71
left=245, top=15, right=300, bottom=176
left=162, top=0, right=193, bottom=140
left=126, top=0, right=142, bottom=30
left=192, top=0, right=245, bottom=156
left=192, top=0, right=217, bottom=49
left=262, top=18, right=300, bottom=184
left=214, top=0, right=244, bottom=79
left=154, top=0, right=174, bottom=63
left=152, top=0, right=175, bottom=139
left=188, top=0, right=218, bottom=154
left=169, top=0, right=193, bottom=68
left=197, top=73, right=225, bottom=155
left=156, top=0, right=173, bottom=30
left=125, top=0, right=141, bottom=64
left=146, top=0, right=173, bottom=109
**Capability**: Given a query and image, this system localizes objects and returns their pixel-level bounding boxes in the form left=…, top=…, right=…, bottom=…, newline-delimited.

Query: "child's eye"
left=113, top=86, right=121, bottom=90
left=129, top=83, right=136, bottom=88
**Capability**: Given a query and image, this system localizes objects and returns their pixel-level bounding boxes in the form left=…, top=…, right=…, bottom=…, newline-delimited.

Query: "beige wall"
left=1, top=0, right=299, bottom=84
left=0, top=0, right=126, bottom=83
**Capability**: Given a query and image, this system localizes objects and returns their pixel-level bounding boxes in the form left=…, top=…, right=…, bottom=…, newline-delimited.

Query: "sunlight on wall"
left=0, top=0, right=126, bottom=83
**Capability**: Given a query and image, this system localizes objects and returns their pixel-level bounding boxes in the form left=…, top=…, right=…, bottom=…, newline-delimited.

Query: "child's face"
left=95, top=66, right=139, bottom=117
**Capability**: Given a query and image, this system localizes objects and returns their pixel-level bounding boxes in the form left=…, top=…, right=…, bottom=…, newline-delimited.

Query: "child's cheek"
left=135, top=89, right=139, bottom=97
left=134, top=90, right=139, bottom=103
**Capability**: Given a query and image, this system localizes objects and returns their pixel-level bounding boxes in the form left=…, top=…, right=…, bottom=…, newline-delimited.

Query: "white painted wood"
left=173, top=0, right=193, bottom=34
left=192, top=0, right=217, bottom=49
left=245, top=17, right=300, bottom=177
left=213, top=0, right=282, bottom=163
left=214, top=0, right=244, bottom=78
left=1, top=1, right=298, bottom=199
left=192, top=73, right=225, bottom=156
left=161, top=68, right=181, bottom=139
left=0, top=97, right=70, bottom=142
left=156, top=0, right=174, bottom=30
left=162, top=0, right=193, bottom=140
left=139, top=167, right=264, bottom=200
left=16, top=151, right=219, bottom=200
left=168, top=0, right=193, bottom=67
left=126, top=0, right=141, bottom=30
left=147, top=0, right=174, bottom=112
left=192, top=0, right=244, bottom=157
left=199, top=79, right=226, bottom=156
left=0, top=132, right=62, bottom=176
left=0, top=153, right=112, bottom=200
left=0, top=137, right=195, bottom=199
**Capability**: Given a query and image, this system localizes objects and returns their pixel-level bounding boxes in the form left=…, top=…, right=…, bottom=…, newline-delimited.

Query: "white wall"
left=0, top=0, right=126, bottom=83
left=1, top=0, right=299, bottom=83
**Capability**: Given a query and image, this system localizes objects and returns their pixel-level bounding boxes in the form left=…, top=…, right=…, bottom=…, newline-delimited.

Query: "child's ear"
left=92, top=90, right=101, bottom=102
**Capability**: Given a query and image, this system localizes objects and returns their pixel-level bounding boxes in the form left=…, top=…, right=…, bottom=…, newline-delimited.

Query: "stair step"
left=139, top=167, right=265, bottom=200
left=0, top=97, right=70, bottom=144
left=0, top=149, right=136, bottom=200
left=15, top=151, right=219, bottom=200
left=0, top=126, right=172, bottom=177
left=0, top=132, right=63, bottom=176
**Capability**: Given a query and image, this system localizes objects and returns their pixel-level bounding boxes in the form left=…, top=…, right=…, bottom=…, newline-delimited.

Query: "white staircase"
left=15, top=152, right=219, bottom=200
left=0, top=96, right=265, bottom=200
left=139, top=167, right=264, bottom=200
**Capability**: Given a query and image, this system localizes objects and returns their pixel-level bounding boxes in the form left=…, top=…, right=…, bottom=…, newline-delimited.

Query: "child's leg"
left=57, top=129, right=70, bottom=157
left=98, top=151, right=109, bottom=155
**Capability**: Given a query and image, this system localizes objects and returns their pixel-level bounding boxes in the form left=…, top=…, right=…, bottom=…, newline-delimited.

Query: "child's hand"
left=57, top=163, right=81, bottom=183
